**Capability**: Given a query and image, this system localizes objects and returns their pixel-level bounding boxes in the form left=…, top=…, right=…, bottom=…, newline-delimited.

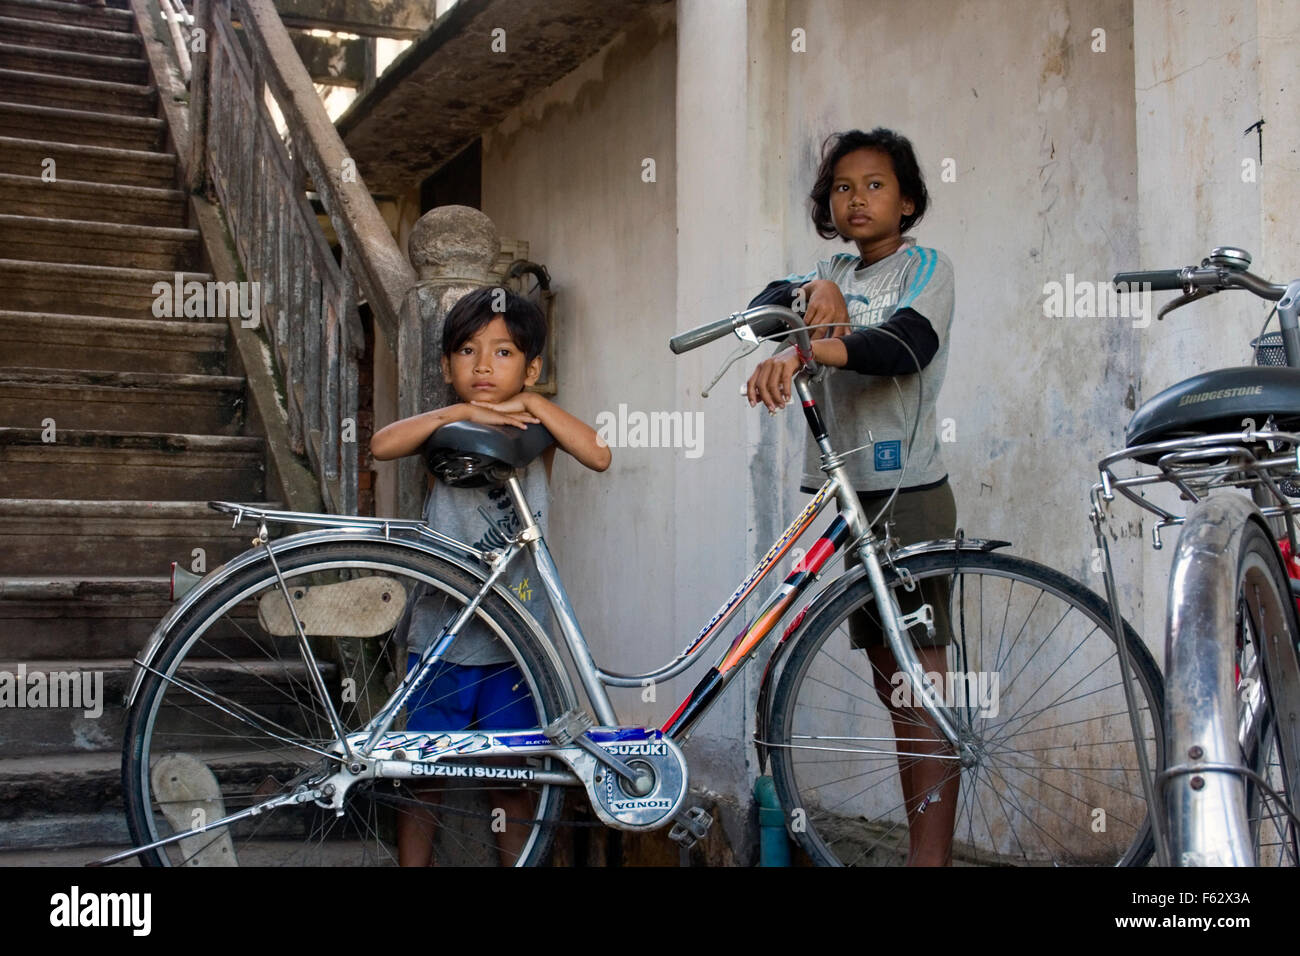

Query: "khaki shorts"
left=845, top=480, right=958, bottom=649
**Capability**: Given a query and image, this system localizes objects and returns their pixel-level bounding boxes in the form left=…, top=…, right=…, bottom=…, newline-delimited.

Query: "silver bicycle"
left=109, top=304, right=1162, bottom=867
left=1092, top=246, right=1300, bottom=866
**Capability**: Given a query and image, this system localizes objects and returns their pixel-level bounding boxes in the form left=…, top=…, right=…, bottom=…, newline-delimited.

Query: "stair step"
left=0, top=576, right=171, bottom=659
left=0, top=500, right=276, bottom=576
left=0, top=367, right=245, bottom=434
left=0, top=429, right=265, bottom=501
left=0, top=753, right=126, bottom=847
left=0, top=40, right=148, bottom=84
left=0, top=67, right=155, bottom=117
left=0, top=310, right=226, bottom=375
left=0, top=661, right=126, bottom=755
left=0, top=101, right=165, bottom=151
left=0, top=0, right=135, bottom=33
left=0, top=136, right=177, bottom=188
left=0, top=14, right=141, bottom=58
left=0, top=575, right=274, bottom=660
left=0, top=214, right=199, bottom=270
left=0, top=172, right=184, bottom=227
left=0, top=260, right=208, bottom=318
left=0, top=658, right=335, bottom=757
left=0, top=750, right=331, bottom=853
left=0, top=832, right=136, bottom=861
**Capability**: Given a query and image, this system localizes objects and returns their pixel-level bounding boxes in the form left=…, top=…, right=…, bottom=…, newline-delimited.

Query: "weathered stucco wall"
left=1131, top=0, right=1300, bottom=651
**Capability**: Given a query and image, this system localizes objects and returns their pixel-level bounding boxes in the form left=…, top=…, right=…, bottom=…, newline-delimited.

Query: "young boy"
left=370, top=286, right=609, bottom=865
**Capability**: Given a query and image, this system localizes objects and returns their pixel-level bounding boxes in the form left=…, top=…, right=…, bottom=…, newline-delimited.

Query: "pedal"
left=668, top=806, right=713, bottom=849
left=545, top=709, right=594, bottom=746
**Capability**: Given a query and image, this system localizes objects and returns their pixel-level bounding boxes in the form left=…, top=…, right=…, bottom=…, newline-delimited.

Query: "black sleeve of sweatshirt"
left=746, top=279, right=804, bottom=310
left=838, top=307, right=940, bottom=375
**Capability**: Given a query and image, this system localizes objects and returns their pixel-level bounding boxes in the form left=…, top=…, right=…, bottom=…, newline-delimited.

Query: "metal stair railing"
left=149, top=0, right=418, bottom=515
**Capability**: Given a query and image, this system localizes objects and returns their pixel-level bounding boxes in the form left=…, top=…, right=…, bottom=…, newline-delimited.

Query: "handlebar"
left=668, top=315, right=739, bottom=354
left=669, top=304, right=820, bottom=375
left=1111, top=247, right=1287, bottom=302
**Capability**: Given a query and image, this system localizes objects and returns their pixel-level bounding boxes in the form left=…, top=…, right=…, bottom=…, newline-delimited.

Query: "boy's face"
left=441, top=316, right=542, bottom=404
left=829, top=147, right=914, bottom=253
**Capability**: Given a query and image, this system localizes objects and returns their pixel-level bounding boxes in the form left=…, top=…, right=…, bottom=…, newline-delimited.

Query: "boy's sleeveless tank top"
left=404, top=459, right=551, bottom=665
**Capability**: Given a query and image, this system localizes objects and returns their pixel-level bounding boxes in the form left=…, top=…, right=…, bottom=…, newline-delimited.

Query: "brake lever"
left=701, top=337, right=760, bottom=398
left=1157, top=285, right=1215, bottom=321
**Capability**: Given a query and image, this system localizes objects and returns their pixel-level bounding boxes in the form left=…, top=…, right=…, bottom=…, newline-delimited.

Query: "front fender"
left=124, top=527, right=579, bottom=712
left=753, top=536, right=1010, bottom=770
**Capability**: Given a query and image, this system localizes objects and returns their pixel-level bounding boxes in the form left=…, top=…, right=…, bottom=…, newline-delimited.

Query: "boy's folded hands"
left=465, top=397, right=540, bottom=429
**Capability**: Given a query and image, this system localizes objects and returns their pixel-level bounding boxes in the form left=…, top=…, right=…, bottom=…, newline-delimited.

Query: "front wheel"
left=767, top=549, right=1163, bottom=866
left=123, top=540, right=571, bottom=866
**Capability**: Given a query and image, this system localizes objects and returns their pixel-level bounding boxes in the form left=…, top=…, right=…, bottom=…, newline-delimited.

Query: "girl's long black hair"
left=809, top=128, right=929, bottom=239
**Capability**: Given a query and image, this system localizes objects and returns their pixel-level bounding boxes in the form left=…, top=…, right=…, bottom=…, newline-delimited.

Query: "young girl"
left=745, top=128, right=959, bottom=866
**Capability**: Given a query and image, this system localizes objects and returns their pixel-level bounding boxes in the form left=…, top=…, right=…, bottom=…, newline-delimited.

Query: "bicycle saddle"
left=423, top=420, right=555, bottom=488
left=1125, top=366, right=1300, bottom=455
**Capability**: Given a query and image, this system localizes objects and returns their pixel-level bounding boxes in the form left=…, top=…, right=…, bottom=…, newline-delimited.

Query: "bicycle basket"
left=1253, top=331, right=1289, bottom=367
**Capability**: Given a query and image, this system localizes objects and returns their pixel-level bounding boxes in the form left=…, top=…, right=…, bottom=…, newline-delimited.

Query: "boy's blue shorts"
left=404, top=653, right=537, bottom=731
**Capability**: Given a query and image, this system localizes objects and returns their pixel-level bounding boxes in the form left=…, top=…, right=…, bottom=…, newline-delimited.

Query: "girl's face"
left=829, top=147, right=915, bottom=262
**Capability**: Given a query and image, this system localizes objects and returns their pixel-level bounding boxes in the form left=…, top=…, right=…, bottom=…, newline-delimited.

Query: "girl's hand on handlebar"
left=802, top=279, right=850, bottom=341
left=747, top=347, right=802, bottom=412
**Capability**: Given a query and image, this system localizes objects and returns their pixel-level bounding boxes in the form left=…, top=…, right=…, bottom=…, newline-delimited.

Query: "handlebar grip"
left=669, top=316, right=736, bottom=354
left=1112, top=269, right=1186, bottom=291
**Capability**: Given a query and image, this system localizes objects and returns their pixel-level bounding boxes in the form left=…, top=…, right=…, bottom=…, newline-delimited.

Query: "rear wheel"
left=768, top=549, right=1163, bottom=866
left=123, top=541, right=570, bottom=866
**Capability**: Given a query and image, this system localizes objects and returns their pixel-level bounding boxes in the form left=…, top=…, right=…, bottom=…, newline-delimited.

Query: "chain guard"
left=586, top=732, right=689, bottom=830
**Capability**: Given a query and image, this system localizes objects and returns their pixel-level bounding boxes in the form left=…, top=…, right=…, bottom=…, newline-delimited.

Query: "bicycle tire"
left=1245, top=713, right=1297, bottom=865
left=1165, top=514, right=1299, bottom=866
left=768, top=548, right=1163, bottom=866
left=123, top=540, right=570, bottom=867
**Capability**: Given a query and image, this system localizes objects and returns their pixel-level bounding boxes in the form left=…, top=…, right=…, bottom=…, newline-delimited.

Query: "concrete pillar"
left=672, top=0, right=792, bottom=833
left=383, top=204, right=500, bottom=519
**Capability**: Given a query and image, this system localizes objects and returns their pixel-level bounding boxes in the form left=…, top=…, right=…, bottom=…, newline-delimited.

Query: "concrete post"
left=673, top=0, right=768, bottom=848
left=391, top=205, right=501, bottom=519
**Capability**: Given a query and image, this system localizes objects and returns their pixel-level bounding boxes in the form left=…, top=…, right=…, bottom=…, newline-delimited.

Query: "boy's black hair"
left=441, top=286, right=547, bottom=361
left=809, top=128, right=929, bottom=239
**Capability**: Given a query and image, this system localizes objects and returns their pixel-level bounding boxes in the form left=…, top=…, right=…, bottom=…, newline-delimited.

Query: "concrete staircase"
left=0, top=0, right=276, bottom=863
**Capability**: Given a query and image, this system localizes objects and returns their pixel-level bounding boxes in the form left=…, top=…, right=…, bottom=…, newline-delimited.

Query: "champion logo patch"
left=874, top=440, right=902, bottom=471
